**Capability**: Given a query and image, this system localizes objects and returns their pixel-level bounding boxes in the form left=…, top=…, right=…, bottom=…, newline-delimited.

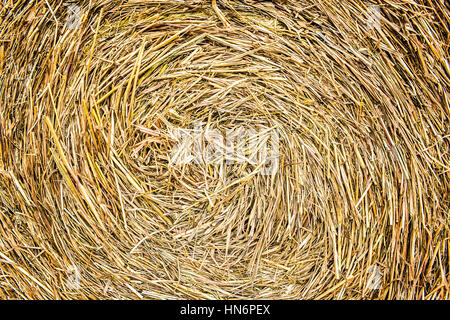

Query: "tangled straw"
left=0, top=0, right=449, bottom=299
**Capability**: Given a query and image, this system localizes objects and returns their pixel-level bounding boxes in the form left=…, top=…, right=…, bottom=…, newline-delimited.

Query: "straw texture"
left=0, top=0, right=449, bottom=299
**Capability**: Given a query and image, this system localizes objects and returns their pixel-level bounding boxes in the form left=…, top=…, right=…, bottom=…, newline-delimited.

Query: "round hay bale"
left=0, top=0, right=449, bottom=299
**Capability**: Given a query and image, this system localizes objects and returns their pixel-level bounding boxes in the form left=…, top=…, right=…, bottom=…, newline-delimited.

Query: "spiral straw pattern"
left=0, top=0, right=449, bottom=299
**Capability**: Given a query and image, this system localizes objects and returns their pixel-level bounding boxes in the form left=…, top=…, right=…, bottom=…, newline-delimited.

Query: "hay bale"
left=0, top=0, right=448, bottom=299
